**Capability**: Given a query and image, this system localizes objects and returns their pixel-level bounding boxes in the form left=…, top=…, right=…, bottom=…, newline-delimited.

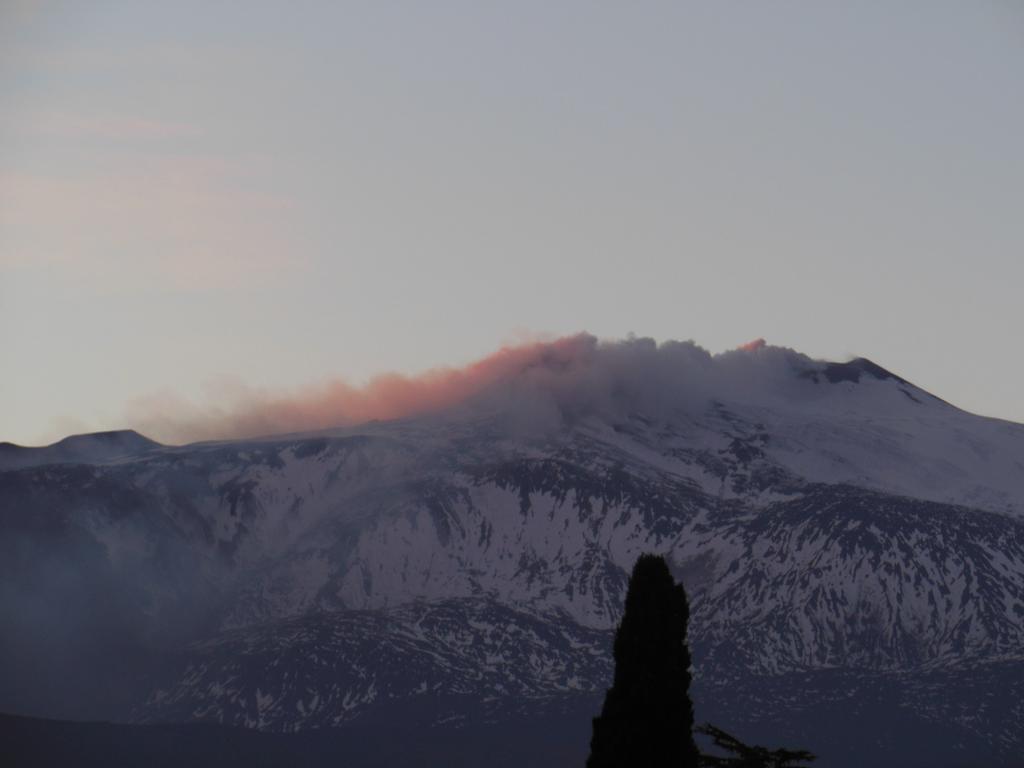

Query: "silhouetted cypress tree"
left=587, top=553, right=699, bottom=768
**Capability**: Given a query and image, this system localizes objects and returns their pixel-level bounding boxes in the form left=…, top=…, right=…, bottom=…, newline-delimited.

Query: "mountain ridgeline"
left=2, top=340, right=1023, bottom=767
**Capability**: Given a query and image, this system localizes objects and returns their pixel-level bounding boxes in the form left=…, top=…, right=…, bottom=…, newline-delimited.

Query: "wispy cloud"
left=0, top=154, right=301, bottom=290
left=27, top=111, right=201, bottom=141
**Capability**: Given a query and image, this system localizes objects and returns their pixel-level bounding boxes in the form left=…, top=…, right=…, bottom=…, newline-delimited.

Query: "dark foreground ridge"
left=0, top=707, right=597, bottom=768
left=3, top=674, right=1016, bottom=768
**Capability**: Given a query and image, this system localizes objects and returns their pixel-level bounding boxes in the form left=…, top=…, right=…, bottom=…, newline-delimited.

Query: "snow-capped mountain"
left=2, top=338, right=1022, bottom=766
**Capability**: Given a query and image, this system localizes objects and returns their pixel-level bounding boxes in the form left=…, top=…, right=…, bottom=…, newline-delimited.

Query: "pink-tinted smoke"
left=131, top=334, right=599, bottom=444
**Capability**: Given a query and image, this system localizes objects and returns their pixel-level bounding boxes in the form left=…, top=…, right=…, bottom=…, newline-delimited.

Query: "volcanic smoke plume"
left=129, top=334, right=801, bottom=444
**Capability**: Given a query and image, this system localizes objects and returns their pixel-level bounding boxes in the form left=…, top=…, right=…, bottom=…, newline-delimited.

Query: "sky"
left=1, top=1, right=1022, bottom=445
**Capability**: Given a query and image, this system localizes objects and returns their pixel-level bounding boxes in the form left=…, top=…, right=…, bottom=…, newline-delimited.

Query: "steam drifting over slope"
left=129, top=334, right=933, bottom=445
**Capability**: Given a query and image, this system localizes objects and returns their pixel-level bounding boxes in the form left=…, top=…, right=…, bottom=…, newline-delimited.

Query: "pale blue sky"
left=1, top=1, right=1022, bottom=444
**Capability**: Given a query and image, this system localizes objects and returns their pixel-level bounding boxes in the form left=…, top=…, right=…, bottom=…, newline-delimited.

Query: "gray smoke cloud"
left=127, top=334, right=819, bottom=444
